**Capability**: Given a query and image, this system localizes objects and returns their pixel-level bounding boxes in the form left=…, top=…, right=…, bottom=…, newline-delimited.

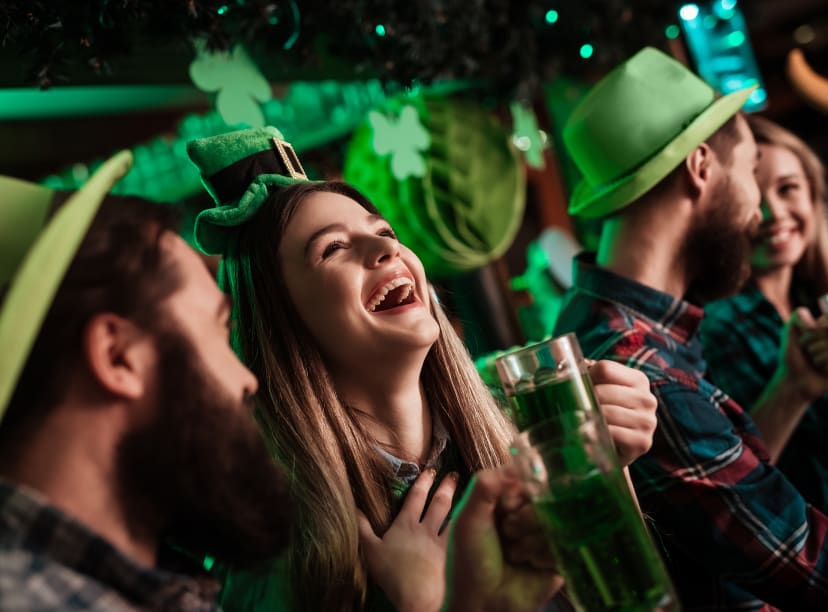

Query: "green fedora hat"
left=187, top=126, right=312, bottom=255
left=0, top=150, right=134, bottom=419
left=564, top=46, right=757, bottom=218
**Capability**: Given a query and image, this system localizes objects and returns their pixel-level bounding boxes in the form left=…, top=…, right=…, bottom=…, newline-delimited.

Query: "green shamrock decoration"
left=369, top=105, right=430, bottom=181
left=189, top=39, right=272, bottom=128
left=510, top=102, right=545, bottom=169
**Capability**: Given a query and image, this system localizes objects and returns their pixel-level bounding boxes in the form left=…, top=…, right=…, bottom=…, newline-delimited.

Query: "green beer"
left=508, top=372, right=595, bottom=432
left=535, top=467, right=673, bottom=611
left=508, top=375, right=676, bottom=611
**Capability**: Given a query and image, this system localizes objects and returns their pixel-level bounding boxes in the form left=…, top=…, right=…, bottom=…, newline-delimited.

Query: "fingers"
left=599, top=401, right=657, bottom=435
left=422, top=472, right=459, bottom=535
left=588, top=360, right=650, bottom=391
left=593, top=384, right=658, bottom=416
left=398, top=468, right=438, bottom=527
left=791, top=306, right=817, bottom=329
left=500, top=503, right=557, bottom=569
left=607, top=423, right=654, bottom=466
left=546, top=575, right=567, bottom=601
left=594, top=382, right=657, bottom=466
left=452, top=468, right=520, bottom=530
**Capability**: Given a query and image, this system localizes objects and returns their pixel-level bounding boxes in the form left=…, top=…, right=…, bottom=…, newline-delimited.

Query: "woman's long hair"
left=748, top=115, right=828, bottom=296
left=220, top=181, right=513, bottom=610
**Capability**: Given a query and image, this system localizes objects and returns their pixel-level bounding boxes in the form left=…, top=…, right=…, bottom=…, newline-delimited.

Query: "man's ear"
left=684, top=143, right=714, bottom=195
left=82, top=314, right=153, bottom=400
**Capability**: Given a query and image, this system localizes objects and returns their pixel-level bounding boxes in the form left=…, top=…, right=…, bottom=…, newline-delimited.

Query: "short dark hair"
left=2, top=195, right=182, bottom=441
left=706, top=114, right=741, bottom=165
left=631, top=114, right=742, bottom=207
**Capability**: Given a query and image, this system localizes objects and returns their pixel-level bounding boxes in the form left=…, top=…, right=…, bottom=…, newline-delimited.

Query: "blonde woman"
left=702, top=115, right=828, bottom=511
left=187, top=127, right=658, bottom=611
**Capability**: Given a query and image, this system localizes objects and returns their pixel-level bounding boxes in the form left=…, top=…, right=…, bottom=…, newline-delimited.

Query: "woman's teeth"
left=767, top=228, right=793, bottom=245
left=367, top=278, right=414, bottom=312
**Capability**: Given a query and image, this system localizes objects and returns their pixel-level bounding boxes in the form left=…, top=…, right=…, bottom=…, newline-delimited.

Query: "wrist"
left=769, top=365, right=814, bottom=403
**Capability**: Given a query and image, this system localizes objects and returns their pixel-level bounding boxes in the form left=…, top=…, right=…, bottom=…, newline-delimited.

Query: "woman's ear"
left=82, top=314, right=154, bottom=400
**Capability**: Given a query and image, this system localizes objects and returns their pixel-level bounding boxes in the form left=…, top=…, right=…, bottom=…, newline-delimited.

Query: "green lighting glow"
left=727, top=31, right=745, bottom=46
left=579, top=44, right=594, bottom=59
left=545, top=10, right=559, bottom=24
left=375, top=24, right=386, bottom=37
left=665, top=25, right=680, bottom=39
left=217, top=5, right=229, bottom=15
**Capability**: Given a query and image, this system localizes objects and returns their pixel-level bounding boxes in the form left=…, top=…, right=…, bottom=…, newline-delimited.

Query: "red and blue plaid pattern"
left=554, top=255, right=828, bottom=611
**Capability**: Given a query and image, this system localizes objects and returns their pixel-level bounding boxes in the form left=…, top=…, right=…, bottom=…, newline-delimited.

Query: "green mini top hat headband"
left=188, top=126, right=313, bottom=255
left=563, top=46, right=757, bottom=218
left=0, top=151, right=133, bottom=420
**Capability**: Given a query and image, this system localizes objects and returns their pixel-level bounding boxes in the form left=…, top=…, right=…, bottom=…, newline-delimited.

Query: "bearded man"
left=554, top=47, right=828, bottom=610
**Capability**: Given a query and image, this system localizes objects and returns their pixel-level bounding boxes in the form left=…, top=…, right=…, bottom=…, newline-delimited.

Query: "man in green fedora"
left=0, top=154, right=295, bottom=609
left=554, top=47, right=828, bottom=608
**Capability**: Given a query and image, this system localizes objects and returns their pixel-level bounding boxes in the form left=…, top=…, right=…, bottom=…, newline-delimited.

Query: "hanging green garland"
left=2, top=0, right=702, bottom=94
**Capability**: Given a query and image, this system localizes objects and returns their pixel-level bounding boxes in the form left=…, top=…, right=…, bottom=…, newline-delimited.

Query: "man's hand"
left=444, top=467, right=564, bottom=612
left=589, top=360, right=658, bottom=467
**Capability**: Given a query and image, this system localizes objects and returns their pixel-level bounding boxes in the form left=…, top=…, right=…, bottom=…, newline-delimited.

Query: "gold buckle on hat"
left=271, top=138, right=307, bottom=179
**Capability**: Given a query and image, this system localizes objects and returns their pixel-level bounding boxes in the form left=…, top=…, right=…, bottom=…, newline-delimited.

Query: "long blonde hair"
left=220, top=181, right=513, bottom=610
left=748, top=115, right=828, bottom=295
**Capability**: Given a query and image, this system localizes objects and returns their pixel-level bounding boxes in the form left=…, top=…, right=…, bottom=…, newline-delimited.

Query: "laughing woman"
left=187, top=127, right=658, bottom=611
left=701, top=116, right=828, bottom=511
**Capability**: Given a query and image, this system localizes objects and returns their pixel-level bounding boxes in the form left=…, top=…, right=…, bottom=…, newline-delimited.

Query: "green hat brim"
left=568, top=85, right=756, bottom=218
left=0, top=150, right=133, bottom=418
left=194, top=173, right=313, bottom=255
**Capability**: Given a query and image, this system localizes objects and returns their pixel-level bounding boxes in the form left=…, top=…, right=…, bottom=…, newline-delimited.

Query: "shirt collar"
left=572, top=253, right=705, bottom=344
left=375, top=411, right=451, bottom=481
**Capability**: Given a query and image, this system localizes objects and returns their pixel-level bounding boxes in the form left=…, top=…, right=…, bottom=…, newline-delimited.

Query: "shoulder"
left=0, top=549, right=137, bottom=611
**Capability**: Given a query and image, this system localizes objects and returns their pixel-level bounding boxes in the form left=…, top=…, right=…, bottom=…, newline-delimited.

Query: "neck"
left=753, top=267, right=794, bottom=320
left=333, top=350, right=433, bottom=465
left=596, top=200, right=693, bottom=299
left=0, top=402, right=159, bottom=568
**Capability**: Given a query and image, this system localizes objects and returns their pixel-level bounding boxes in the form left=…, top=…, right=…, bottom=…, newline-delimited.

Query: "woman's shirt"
left=701, top=284, right=828, bottom=513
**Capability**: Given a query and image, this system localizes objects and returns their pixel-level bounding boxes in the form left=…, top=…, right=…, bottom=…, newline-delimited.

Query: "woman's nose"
left=760, top=195, right=785, bottom=223
left=366, top=235, right=399, bottom=267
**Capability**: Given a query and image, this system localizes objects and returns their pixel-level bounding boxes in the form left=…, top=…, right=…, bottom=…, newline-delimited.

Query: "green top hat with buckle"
left=563, top=46, right=757, bottom=219
left=188, top=126, right=313, bottom=255
left=0, top=151, right=133, bottom=420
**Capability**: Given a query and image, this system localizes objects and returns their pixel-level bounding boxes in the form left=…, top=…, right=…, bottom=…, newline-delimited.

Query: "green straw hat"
left=0, top=150, right=134, bottom=420
left=564, top=46, right=757, bottom=218
left=187, top=126, right=312, bottom=255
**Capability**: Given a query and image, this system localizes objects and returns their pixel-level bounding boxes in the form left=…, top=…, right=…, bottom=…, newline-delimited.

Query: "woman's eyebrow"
left=304, top=223, right=347, bottom=257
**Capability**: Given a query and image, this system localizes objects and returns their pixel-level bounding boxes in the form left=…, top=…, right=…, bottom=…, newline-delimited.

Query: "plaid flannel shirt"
left=0, top=480, right=220, bottom=611
left=702, top=285, right=828, bottom=513
left=553, top=254, right=828, bottom=611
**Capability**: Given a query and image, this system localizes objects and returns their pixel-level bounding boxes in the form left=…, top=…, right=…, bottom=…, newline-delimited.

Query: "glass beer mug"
left=495, top=334, right=678, bottom=612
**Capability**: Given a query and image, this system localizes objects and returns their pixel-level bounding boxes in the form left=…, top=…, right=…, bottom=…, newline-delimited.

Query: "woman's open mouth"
left=366, top=277, right=417, bottom=313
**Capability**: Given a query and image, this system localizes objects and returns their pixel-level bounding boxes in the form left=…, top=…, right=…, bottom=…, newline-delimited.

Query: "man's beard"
left=116, top=328, right=292, bottom=570
left=683, top=177, right=755, bottom=304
